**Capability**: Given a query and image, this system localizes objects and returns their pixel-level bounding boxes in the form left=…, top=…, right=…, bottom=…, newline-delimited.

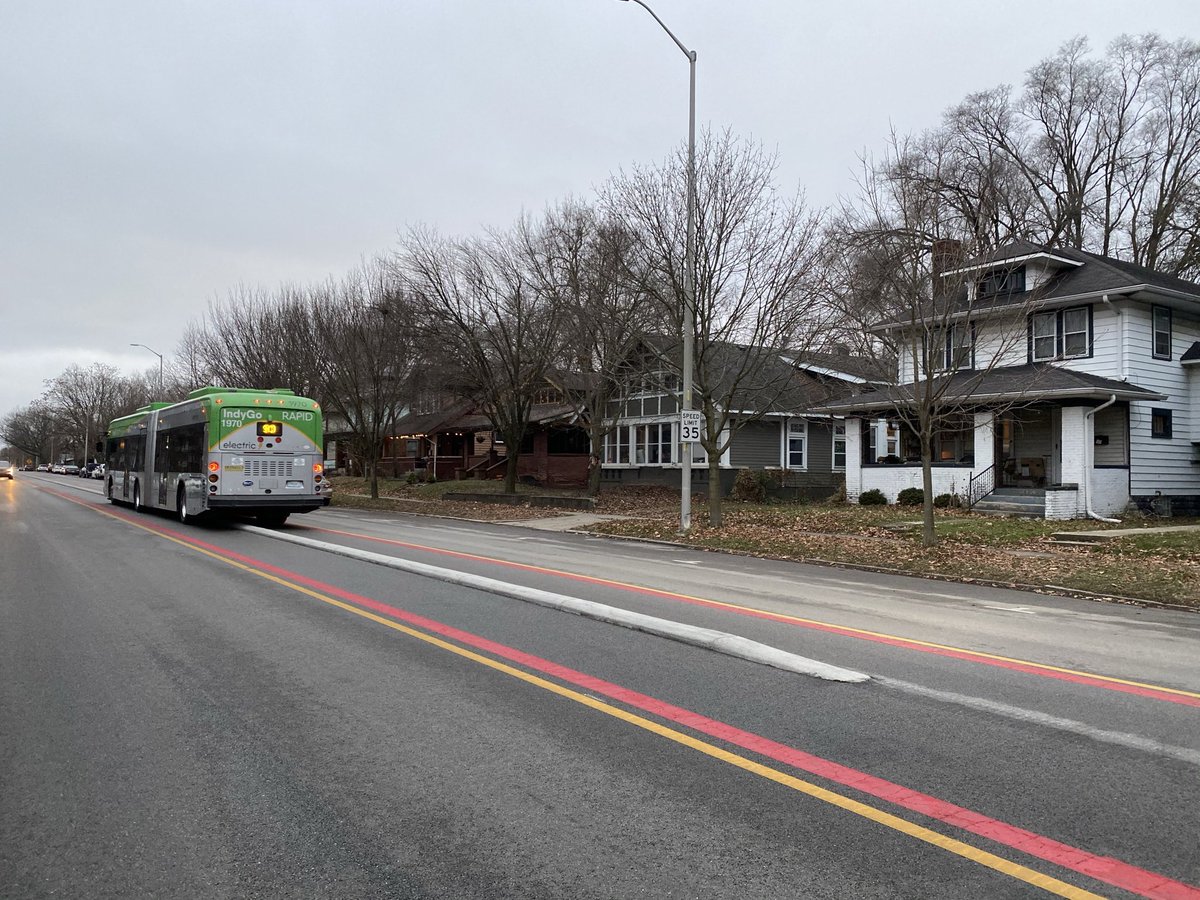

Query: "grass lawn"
left=327, top=477, right=1200, bottom=608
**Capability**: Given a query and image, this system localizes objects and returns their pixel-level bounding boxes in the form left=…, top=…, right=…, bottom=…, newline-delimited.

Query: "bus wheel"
left=258, top=511, right=289, bottom=528
left=177, top=486, right=189, bottom=524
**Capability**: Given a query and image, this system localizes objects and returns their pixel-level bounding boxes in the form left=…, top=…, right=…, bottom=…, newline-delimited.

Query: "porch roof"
left=394, top=401, right=583, bottom=436
left=814, top=363, right=1167, bottom=414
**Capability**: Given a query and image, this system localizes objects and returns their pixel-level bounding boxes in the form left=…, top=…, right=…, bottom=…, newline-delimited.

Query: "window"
left=1032, top=312, right=1057, bottom=361
left=787, top=420, right=808, bottom=469
left=602, top=427, right=630, bottom=464
left=1030, top=306, right=1091, bottom=361
left=832, top=424, right=846, bottom=471
left=547, top=428, right=589, bottom=455
left=978, top=267, right=1025, bottom=298
left=1153, top=306, right=1172, bottom=359
left=1062, top=308, right=1089, bottom=357
left=935, top=322, right=974, bottom=371
left=1151, top=408, right=1173, bottom=439
left=634, top=423, right=674, bottom=464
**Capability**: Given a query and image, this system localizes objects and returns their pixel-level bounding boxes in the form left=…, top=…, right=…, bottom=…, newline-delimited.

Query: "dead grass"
left=328, top=477, right=1200, bottom=608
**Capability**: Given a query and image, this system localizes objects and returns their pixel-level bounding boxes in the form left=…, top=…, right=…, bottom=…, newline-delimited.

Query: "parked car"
left=62, top=464, right=80, bottom=476
left=91, top=463, right=107, bottom=479
left=0, top=460, right=14, bottom=479
left=36, top=464, right=49, bottom=472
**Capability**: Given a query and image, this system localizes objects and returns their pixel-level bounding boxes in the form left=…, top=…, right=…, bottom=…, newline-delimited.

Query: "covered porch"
left=828, top=365, right=1166, bottom=519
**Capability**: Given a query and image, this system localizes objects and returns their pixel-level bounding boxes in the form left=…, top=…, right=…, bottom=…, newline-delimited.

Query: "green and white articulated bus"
left=104, top=387, right=331, bottom=526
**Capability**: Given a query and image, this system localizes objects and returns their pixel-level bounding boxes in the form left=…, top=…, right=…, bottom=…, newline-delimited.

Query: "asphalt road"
left=3, top=473, right=1198, bottom=898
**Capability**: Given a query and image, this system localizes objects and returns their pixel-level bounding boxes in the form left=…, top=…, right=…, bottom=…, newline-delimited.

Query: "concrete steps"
left=972, top=488, right=1045, bottom=517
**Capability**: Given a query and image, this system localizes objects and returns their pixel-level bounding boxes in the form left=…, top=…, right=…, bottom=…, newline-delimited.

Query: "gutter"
left=1084, top=394, right=1121, bottom=524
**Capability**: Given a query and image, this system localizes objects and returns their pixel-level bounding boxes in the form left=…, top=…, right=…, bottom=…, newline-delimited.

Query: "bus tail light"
left=208, top=461, right=220, bottom=472
left=313, top=462, right=324, bottom=474
left=208, top=474, right=219, bottom=483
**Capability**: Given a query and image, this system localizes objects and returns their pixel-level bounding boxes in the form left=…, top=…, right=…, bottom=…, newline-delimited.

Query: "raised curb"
left=239, top=524, right=870, bottom=683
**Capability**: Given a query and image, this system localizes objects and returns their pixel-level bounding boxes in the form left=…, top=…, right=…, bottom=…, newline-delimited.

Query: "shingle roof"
left=951, top=240, right=1200, bottom=308
left=816, top=363, right=1167, bottom=414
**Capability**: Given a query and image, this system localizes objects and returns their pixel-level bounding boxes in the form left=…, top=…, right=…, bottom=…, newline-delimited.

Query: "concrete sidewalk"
left=1052, top=523, right=1200, bottom=542
left=496, top=513, right=635, bottom=531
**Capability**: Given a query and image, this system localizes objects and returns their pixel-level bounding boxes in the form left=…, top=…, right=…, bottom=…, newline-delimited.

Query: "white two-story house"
left=824, top=240, right=1200, bottom=519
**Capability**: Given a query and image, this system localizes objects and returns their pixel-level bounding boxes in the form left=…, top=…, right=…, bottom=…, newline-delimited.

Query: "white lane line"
left=238, top=524, right=869, bottom=684
left=877, top=676, right=1200, bottom=767
left=979, top=604, right=1039, bottom=615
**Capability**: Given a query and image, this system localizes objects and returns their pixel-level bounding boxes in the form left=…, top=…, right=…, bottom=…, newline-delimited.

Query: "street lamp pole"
left=130, top=342, right=164, bottom=396
left=618, top=0, right=696, bottom=532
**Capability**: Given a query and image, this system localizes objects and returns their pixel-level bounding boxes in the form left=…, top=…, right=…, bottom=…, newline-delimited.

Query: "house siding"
left=730, top=420, right=781, bottom=468
left=1121, top=304, right=1198, bottom=495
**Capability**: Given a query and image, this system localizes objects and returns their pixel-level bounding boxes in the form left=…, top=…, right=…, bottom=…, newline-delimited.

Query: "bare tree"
left=183, top=283, right=323, bottom=399
left=43, top=363, right=148, bottom=463
left=830, top=138, right=1045, bottom=547
left=399, top=220, right=565, bottom=494
left=0, top=402, right=59, bottom=466
left=311, top=260, right=420, bottom=499
left=525, top=199, right=655, bottom=495
left=602, top=128, right=826, bottom=526
left=943, top=34, right=1200, bottom=278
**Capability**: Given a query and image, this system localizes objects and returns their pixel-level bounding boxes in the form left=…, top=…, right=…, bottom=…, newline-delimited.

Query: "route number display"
left=680, top=410, right=704, bottom=444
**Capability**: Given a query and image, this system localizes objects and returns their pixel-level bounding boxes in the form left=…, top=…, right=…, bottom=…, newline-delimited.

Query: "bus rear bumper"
left=205, top=496, right=330, bottom=513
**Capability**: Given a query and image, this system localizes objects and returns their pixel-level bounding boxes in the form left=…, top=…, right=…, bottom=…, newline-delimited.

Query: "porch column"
left=972, top=410, right=995, bottom=475
left=844, top=417, right=863, bottom=501
left=1059, top=406, right=1088, bottom=517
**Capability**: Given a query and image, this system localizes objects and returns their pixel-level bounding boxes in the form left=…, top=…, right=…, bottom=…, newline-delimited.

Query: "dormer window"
left=978, top=266, right=1026, bottom=298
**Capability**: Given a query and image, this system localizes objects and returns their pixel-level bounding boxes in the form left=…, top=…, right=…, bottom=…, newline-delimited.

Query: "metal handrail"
left=966, top=462, right=997, bottom=510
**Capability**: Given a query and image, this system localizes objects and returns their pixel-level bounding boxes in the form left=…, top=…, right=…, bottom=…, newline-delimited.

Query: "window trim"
left=1152, top=305, right=1172, bottom=360
left=785, top=419, right=808, bottom=470
left=832, top=423, right=847, bottom=472
left=1028, top=305, right=1093, bottom=362
left=1151, top=408, right=1173, bottom=440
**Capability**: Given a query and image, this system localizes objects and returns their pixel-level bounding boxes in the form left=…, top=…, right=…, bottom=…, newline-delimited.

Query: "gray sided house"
left=825, top=240, right=1200, bottom=518
left=601, top=341, right=884, bottom=499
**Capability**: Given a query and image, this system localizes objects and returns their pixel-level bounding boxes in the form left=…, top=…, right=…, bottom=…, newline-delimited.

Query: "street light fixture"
left=130, top=342, right=164, bottom=395
left=617, top=0, right=697, bottom=532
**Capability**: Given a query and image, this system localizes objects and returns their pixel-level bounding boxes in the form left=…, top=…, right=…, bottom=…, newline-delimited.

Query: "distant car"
left=62, top=464, right=80, bottom=476
left=0, top=460, right=14, bottom=479
left=91, top=463, right=107, bottom=479
left=36, top=464, right=49, bottom=472
left=51, top=463, right=66, bottom=474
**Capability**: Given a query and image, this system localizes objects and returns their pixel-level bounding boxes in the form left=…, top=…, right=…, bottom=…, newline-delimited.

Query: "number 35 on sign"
left=680, top=410, right=704, bottom=443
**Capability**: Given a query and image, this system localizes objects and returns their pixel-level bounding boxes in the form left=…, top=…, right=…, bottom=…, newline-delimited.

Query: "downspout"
left=1100, top=294, right=1127, bottom=381
left=1084, top=394, right=1121, bottom=523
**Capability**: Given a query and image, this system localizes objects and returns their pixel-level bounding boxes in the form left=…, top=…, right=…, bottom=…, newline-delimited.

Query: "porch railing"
left=966, top=463, right=997, bottom=510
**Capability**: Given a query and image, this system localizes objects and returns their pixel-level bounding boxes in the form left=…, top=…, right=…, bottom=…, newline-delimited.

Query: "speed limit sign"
left=680, top=409, right=704, bottom=443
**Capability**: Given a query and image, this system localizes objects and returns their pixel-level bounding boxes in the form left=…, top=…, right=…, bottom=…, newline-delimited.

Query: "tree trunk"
left=587, top=451, right=603, bottom=497
left=920, top=427, right=936, bottom=548
left=367, top=456, right=380, bottom=500
left=503, top=451, right=519, bottom=494
left=707, top=454, right=722, bottom=527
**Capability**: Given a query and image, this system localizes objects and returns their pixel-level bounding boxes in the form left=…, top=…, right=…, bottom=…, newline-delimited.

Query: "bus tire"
left=177, top=485, right=189, bottom=524
left=258, top=511, right=289, bottom=528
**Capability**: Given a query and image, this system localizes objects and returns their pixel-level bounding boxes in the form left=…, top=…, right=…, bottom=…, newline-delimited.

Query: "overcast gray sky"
left=3, top=0, right=1200, bottom=425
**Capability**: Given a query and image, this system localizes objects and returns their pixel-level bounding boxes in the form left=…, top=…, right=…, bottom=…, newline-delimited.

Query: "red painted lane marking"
left=64, top=505, right=1196, bottom=900
left=299, top=523, right=1200, bottom=710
